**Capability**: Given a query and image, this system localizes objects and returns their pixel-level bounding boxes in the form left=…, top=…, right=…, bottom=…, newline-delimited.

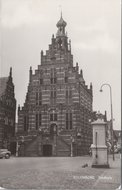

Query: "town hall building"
left=17, top=15, right=93, bottom=156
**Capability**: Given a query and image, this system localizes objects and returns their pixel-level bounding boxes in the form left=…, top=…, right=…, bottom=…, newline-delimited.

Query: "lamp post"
left=100, top=83, right=115, bottom=161
left=70, top=135, right=74, bottom=157
left=16, top=137, right=19, bottom=157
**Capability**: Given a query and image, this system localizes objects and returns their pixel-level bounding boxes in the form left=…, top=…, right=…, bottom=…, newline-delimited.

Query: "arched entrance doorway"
left=43, top=144, right=52, bottom=156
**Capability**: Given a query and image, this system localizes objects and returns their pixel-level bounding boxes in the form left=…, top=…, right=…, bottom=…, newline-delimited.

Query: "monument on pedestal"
left=91, top=116, right=109, bottom=168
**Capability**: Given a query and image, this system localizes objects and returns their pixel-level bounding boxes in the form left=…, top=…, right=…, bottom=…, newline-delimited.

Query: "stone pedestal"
left=91, top=118, right=109, bottom=168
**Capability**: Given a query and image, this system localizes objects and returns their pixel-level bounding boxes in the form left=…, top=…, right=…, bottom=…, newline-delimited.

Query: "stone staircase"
left=22, top=136, right=39, bottom=157
left=18, top=130, right=77, bottom=157
left=57, top=135, right=71, bottom=156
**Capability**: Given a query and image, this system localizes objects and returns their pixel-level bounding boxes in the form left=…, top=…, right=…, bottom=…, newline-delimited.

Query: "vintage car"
left=0, top=149, right=11, bottom=159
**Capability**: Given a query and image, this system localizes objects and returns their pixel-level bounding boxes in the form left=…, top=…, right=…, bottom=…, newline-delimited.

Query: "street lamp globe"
left=100, top=89, right=103, bottom=92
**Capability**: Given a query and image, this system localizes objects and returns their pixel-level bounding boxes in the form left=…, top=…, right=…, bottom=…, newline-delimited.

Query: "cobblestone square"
left=0, top=154, right=121, bottom=189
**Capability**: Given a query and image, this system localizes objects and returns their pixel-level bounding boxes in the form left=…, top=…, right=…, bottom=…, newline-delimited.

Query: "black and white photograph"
left=0, top=0, right=121, bottom=189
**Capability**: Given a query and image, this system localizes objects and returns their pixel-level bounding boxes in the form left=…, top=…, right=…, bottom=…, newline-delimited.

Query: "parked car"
left=0, top=149, right=11, bottom=159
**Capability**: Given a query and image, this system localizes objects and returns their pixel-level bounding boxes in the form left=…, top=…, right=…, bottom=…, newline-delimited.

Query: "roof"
left=0, top=77, right=8, bottom=98
left=56, top=14, right=67, bottom=28
left=91, top=118, right=106, bottom=125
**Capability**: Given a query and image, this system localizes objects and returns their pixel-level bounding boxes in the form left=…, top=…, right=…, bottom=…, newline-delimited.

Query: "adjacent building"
left=0, top=68, right=16, bottom=154
left=17, top=15, right=93, bottom=156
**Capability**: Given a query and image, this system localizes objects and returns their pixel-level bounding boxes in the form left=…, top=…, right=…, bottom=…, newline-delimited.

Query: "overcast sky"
left=0, top=0, right=121, bottom=130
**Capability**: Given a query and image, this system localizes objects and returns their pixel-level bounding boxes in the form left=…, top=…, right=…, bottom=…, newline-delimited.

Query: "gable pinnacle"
left=9, top=67, right=12, bottom=77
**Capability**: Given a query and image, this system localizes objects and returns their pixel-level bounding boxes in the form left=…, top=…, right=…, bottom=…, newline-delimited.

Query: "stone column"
left=91, top=118, right=109, bottom=168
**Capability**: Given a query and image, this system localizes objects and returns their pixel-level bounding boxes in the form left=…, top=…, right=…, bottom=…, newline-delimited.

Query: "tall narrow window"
left=65, top=72, right=68, bottom=83
left=65, top=76, right=68, bottom=83
left=70, top=113, right=72, bottom=129
left=36, top=114, right=38, bottom=130
left=39, top=92, right=42, bottom=105
left=50, top=77, right=57, bottom=84
left=24, top=116, right=28, bottom=131
left=54, top=90, right=56, bottom=98
left=50, top=68, right=57, bottom=84
left=54, top=77, right=57, bottom=84
left=24, top=116, right=27, bottom=131
left=65, top=112, right=72, bottom=130
left=36, top=92, right=38, bottom=105
left=51, top=88, right=56, bottom=104
left=66, top=113, right=68, bottom=130
left=50, top=114, right=53, bottom=121
left=50, top=78, right=53, bottom=84
left=40, top=78, right=43, bottom=85
left=66, top=89, right=68, bottom=99
left=69, top=89, right=72, bottom=99
left=39, top=114, right=41, bottom=126
left=36, top=92, right=42, bottom=106
left=66, top=88, right=72, bottom=103
left=54, top=113, right=57, bottom=121
left=50, top=113, right=57, bottom=121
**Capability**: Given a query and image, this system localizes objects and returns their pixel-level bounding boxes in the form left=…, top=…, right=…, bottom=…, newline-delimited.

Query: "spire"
left=61, top=10, right=62, bottom=18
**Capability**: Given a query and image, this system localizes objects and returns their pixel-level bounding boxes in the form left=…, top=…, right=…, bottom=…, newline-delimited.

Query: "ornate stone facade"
left=0, top=68, right=16, bottom=153
left=17, top=15, right=93, bottom=156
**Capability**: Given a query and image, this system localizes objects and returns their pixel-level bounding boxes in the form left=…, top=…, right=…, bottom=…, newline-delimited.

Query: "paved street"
left=0, top=154, right=121, bottom=190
